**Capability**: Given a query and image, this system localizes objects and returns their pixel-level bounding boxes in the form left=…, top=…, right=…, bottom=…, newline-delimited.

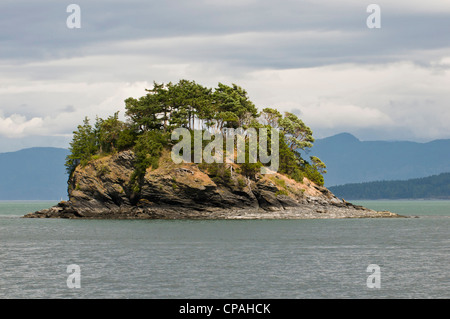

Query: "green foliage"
left=215, top=111, right=239, bottom=131
left=275, top=117, right=325, bottom=184
left=167, top=79, right=213, bottom=130
left=237, top=177, right=246, bottom=190
left=275, top=189, right=289, bottom=196
left=212, top=83, right=258, bottom=129
left=240, top=162, right=263, bottom=179
left=94, top=112, right=138, bottom=154
left=204, top=163, right=232, bottom=186
left=272, top=177, right=287, bottom=189
left=130, top=131, right=168, bottom=192
left=65, top=117, right=98, bottom=175
left=278, top=112, right=314, bottom=154
left=303, top=162, right=325, bottom=186
left=65, top=113, right=137, bottom=176
left=233, top=135, right=263, bottom=179
left=310, top=156, right=327, bottom=174
left=116, top=128, right=137, bottom=151
left=124, top=82, right=167, bottom=132
left=261, top=108, right=282, bottom=128
left=66, top=79, right=327, bottom=194
left=290, top=169, right=305, bottom=183
left=125, top=80, right=213, bottom=132
left=277, top=132, right=304, bottom=182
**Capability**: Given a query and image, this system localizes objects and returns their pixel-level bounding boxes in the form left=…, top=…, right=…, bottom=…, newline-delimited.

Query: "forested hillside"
left=329, top=172, right=450, bottom=199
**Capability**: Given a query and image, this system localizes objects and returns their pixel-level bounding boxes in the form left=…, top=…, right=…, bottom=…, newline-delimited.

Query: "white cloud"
left=0, top=113, right=43, bottom=138
left=300, top=103, right=392, bottom=129
left=242, top=60, right=450, bottom=140
left=2, top=57, right=450, bottom=142
left=0, top=79, right=155, bottom=139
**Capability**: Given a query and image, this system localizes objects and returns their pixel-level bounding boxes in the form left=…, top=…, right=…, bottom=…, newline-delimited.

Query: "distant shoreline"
left=328, top=172, right=450, bottom=200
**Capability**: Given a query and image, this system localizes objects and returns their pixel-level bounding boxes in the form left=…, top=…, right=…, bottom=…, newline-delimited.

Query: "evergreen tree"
left=278, top=112, right=314, bottom=155
left=65, top=117, right=98, bottom=174
left=310, top=156, right=327, bottom=174
left=66, top=80, right=327, bottom=189
left=261, top=108, right=282, bottom=128
left=213, top=83, right=258, bottom=128
left=166, top=80, right=212, bottom=130
left=95, top=111, right=126, bottom=154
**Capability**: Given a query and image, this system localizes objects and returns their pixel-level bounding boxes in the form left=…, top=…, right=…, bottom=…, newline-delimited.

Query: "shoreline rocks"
left=23, top=201, right=403, bottom=220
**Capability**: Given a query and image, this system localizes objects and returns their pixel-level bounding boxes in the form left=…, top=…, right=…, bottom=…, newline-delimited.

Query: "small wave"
left=0, top=214, right=23, bottom=219
left=416, top=214, right=450, bottom=219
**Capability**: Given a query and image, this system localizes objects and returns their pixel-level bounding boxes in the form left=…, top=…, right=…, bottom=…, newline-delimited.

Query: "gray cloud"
left=1, top=0, right=450, bottom=151
left=60, top=105, right=75, bottom=113
left=2, top=1, right=450, bottom=67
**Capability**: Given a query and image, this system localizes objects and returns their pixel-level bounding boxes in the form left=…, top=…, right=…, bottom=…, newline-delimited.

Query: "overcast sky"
left=1, top=0, right=450, bottom=151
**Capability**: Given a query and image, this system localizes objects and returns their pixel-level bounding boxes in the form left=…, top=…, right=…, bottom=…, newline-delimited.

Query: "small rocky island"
left=24, top=80, right=402, bottom=219
left=24, top=150, right=400, bottom=219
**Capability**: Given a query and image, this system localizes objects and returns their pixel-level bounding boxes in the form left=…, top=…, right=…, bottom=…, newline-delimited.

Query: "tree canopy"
left=65, top=80, right=327, bottom=188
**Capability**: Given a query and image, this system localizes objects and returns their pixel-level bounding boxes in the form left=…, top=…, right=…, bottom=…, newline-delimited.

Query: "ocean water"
left=0, top=200, right=448, bottom=299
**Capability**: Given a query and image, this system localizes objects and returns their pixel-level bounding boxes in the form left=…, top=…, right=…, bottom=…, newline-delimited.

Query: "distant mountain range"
left=308, top=133, right=450, bottom=187
left=0, top=147, right=69, bottom=200
left=329, top=172, right=450, bottom=200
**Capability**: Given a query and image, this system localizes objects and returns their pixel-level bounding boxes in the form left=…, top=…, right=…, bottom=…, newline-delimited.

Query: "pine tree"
left=65, top=117, right=98, bottom=174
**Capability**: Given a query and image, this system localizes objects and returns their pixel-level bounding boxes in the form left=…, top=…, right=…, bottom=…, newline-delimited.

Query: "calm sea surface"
left=0, top=200, right=448, bottom=299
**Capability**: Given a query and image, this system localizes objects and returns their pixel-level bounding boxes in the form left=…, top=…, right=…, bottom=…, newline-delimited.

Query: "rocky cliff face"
left=24, top=150, right=402, bottom=219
